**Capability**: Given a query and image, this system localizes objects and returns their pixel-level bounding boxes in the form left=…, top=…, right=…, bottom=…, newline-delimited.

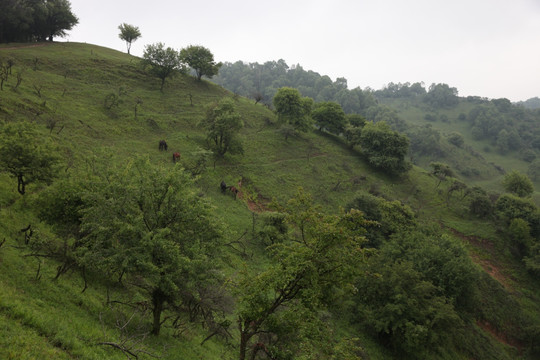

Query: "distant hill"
left=517, top=96, right=540, bottom=109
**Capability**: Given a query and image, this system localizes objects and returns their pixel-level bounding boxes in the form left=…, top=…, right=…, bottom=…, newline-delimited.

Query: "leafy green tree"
left=346, top=192, right=416, bottom=247
left=79, top=158, right=225, bottom=335
left=199, top=98, right=243, bottom=157
left=118, top=23, right=141, bottom=55
left=141, top=43, right=185, bottom=91
left=0, top=122, right=60, bottom=195
left=312, top=101, right=346, bottom=135
left=273, top=87, right=313, bottom=134
left=495, top=193, right=537, bottom=224
left=346, top=114, right=366, bottom=128
left=466, top=186, right=493, bottom=218
left=354, top=231, right=478, bottom=356
left=446, top=131, right=464, bottom=147
left=429, top=162, right=453, bottom=187
left=234, top=188, right=368, bottom=359
left=424, top=83, right=459, bottom=107
left=359, top=121, right=410, bottom=175
left=42, top=0, right=78, bottom=41
left=180, top=45, right=222, bottom=81
left=502, top=170, right=534, bottom=197
left=0, top=0, right=78, bottom=42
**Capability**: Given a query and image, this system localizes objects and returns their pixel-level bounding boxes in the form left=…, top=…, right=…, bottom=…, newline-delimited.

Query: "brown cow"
left=172, top=152, right=181, bottom=163
left=229, top=186, right=239, bottom=200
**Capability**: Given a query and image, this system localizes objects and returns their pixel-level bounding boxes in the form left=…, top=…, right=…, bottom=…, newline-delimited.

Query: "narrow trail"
left=445, top=226, right=513, bottom=290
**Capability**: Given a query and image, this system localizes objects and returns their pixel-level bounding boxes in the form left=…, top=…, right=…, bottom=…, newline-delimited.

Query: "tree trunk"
left=17, top=174, right=25, bottom=195
left=151, top=289, right=166, bottom=335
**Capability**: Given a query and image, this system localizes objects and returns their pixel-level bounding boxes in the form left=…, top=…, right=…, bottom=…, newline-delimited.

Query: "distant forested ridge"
left=213, top=61, right=540, bottom=180
left=212, top=60, right=377, bottom=114
left=518, top=97, right=540, bottom=109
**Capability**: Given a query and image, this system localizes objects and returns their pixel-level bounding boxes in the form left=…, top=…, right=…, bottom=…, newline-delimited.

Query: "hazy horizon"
left=66, top=0, right=540, bottom=102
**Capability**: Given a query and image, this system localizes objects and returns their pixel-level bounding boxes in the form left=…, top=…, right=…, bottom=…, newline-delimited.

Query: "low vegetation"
left=0, top=42, right=539, bottom=360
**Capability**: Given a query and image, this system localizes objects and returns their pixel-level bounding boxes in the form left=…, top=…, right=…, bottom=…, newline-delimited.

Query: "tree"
left=118, top=23, right=141, bottom=55
left=199, top=98, right=243, bottom=157
left=234, top=189, right=368, bottom=359
left=41, top=0, right=79, bottom=41
left=502, top=170, right=534, bottom=197
left=312, top=101, right=346, bottom=135
left=180, top=45, right=222, bottom=81
left=141, top=43, right=185, bottom=91
left=79, top=158, right=224, bottom=335
left=0, top=122, right=60, bottom=195
left=424, top=83, right=459, bottom=107
left=0, top=0, right=78, bottom=43
left=354, top=231, right=478, bottom=356
left=273, top=87, right=313, bottom=134
left=359, top=121, right=410, bottom=175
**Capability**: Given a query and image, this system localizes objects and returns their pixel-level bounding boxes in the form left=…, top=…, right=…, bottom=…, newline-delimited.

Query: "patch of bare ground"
left=476, top=320, right=524, bottom=353
left=445, top=226, right=514, bottom=290
left=237, top=190, right=271, bottom=213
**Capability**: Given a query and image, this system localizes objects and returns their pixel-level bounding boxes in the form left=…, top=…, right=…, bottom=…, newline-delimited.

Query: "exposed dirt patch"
left=237, top=189, right=271, bottom=213
left=445, top=226, right=513, bottom=290
left=476, top=320, right=523, bottom=352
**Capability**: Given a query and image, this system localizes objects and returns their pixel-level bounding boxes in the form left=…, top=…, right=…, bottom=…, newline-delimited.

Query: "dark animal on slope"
left=220, top=181, right=227, bottom=193
left=159, top=140, right=168, bottom=151
left=172, top=152, right=181, bottom=163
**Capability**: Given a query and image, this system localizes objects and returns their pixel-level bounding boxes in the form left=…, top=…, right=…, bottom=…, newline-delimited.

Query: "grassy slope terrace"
left=0, top=42, right=539, bottom=359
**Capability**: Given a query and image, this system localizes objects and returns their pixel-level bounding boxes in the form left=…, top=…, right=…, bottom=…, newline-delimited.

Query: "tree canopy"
left=0, top=0, right=78, bottom=42
left=118, top=23, right=141, bottom=55
left=141, top=43, right=186, bottom=91
left=502, top=170, right=534, bottom=197
left=273, top=87, right=313, bottom=134
left=234, top=188, right=369, bottom=359
left=312, top=101, right=346, bottom=135
left=199, top=98, right=243, bottom=157
left=359, top=121, right=411, bottom=175
left=180, top=45, right=222, bottom=81
left=79, top=158, right=225, bottom=335
left=0, top=122, right=61, bottom=195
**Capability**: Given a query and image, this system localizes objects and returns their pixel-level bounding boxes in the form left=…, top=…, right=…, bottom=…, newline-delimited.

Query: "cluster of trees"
left=0, top=0, right=78, bottom=43
left=212, top=60, right=376, bottom=113
left=344, top=192, right=481, bottom=357
left=271, top=87, right=410, bottom=175
left=374, top=82, right=459, bottom=108
left=141, top=43, right=222, bottom=91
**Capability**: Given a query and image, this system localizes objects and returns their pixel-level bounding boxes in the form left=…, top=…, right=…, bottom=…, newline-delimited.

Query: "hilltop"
left=0, top=42, right=539, bottom=360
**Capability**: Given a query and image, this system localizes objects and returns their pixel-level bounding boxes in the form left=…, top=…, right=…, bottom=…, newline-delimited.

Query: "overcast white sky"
left=66, top=0, right=540, bottom=102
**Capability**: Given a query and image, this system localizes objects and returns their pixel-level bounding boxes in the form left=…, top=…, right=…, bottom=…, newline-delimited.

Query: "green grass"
left=1, top=42, right=539, bottom=359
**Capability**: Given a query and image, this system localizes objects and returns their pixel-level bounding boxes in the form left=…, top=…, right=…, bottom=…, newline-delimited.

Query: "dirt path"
left=445, top=226, right=513, bottom=290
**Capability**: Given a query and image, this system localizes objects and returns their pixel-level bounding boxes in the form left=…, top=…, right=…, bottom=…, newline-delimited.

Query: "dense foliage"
left=0, top=0, right=78, bottom=42
left=1, top=43, right=540, bottom=360
left=118, top=23, right=141, bottom=55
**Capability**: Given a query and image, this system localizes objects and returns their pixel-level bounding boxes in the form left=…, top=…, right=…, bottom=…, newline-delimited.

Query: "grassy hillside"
left=1, top=42, right=539, bottom=359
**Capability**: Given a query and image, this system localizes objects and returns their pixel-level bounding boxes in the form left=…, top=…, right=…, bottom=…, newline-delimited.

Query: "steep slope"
left=0, top=42, right=539, bottom=360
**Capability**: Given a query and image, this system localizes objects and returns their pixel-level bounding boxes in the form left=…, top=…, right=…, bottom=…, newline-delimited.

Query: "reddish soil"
left=445, top=227, right=513, bottom=289
left=476, top=320, right=523, bottom=352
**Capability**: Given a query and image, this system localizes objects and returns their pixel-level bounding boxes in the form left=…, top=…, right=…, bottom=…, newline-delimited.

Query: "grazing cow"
left=229, top=186, right=239, bottom=200
left=172, top=152, right=181, bottom=163
left=220, top=181, right=227, bottom=193
left=159, top=140, right=168, bottom=151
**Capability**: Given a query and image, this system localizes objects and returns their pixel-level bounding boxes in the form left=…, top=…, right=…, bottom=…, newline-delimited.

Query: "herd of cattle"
left=159, top=140, right=240, bottom=199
